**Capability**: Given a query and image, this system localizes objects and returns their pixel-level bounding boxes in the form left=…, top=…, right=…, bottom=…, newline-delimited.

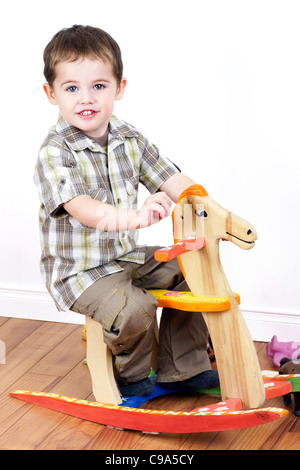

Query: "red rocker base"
left=10, top=373, right=297, bottom=434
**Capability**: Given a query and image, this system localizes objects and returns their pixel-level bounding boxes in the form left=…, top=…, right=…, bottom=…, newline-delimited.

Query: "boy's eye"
left=67, top=86, right=78, bottom=92
left=94, top=84, right=104, bottom=90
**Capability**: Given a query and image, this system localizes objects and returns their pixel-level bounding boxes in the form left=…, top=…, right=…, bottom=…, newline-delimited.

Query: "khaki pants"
left=71, top=246, right=210, bottom=383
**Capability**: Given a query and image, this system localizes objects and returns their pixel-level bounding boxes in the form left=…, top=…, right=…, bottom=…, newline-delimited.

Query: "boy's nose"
left=79, top=90, right=94, bottom=104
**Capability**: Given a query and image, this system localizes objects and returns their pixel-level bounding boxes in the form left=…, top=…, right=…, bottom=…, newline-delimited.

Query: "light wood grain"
left=85, top=316, right=122, bottom=404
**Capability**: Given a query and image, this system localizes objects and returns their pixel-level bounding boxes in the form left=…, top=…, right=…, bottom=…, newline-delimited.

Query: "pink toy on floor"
left=266, top=335, right=300, bottom=367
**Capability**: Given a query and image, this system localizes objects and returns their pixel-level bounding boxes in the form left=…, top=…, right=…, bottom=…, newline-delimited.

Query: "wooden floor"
left=0, top=316, right=299, bottom=450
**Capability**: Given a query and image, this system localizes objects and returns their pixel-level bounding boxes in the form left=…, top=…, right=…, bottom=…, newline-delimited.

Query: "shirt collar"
left=55, top=115, right=138, bottom=152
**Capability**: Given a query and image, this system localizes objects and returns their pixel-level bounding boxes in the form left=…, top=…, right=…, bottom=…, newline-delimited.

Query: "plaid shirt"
left=34, top=115, right=180, bottom=311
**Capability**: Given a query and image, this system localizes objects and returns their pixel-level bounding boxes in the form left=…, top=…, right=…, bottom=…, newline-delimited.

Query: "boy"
left=34, top=25, right=219, bottom=396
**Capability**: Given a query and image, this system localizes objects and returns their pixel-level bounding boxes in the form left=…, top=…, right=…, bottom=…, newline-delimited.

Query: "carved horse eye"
left=195, top=209, right=207, bottom=218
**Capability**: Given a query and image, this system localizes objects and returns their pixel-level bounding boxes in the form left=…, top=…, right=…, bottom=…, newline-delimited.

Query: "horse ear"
left=177, top=184, right=208, bottom=202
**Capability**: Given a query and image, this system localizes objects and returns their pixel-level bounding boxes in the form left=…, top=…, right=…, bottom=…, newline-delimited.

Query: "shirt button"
left=126, top=180, right=134, bottom=195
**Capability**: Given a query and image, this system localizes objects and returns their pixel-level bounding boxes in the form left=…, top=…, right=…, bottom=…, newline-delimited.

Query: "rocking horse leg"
left=85, top=316, right=122, bottom=405
left=202, top=298, right=265, bottom=409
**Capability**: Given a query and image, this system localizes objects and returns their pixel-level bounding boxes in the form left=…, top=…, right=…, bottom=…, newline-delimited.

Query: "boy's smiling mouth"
left=77, top=109, right=98, bottom=117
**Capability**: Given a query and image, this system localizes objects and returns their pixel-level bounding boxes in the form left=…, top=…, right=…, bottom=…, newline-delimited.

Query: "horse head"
left=164, top=184, right=258, bottom=297
left=173, top=184, right=257, bottom=250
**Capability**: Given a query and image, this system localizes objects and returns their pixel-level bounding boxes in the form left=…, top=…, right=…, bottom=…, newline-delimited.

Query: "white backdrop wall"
left=0, top=0, right=299, bottom=341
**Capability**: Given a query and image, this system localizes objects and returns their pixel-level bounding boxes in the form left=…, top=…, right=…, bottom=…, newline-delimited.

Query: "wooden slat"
left=84, top=427, right=142, bottom=451
left=0, top=321, right=77, bottom=395
left=0, top=372, right=61, bottom=437
left=29, top=327, right=86, bottom=376
left=0, top=317, right=42, bottom=354
left=36, top=416, right=102, bottom=450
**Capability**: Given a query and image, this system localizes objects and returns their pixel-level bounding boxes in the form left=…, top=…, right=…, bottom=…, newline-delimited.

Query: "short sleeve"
left=138, top=138, right=181, bottom=193
left=34, top=143, right=89, bottom=218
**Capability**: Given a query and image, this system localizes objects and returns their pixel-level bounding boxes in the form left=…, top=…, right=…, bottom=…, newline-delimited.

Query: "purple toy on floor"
left=266, top=335, right=300, bottom=367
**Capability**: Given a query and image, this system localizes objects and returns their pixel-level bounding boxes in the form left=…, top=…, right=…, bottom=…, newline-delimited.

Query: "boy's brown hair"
left=43, top=25, right=123, bottom=86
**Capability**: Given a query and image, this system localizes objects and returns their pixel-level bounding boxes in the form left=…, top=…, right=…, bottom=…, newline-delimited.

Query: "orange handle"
left=154, top=236, right=205, bottom=262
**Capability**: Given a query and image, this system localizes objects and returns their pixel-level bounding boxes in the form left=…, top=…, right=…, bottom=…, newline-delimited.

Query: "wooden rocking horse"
left=157, top=184, right=264, bottom=409
left=10, top=185, right=300, bottom=433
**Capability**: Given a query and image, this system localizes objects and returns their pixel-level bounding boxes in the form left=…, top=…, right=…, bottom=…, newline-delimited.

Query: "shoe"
left=159, top=370, right=219, bottom=390
left=116, top=377, right=155, bottom=397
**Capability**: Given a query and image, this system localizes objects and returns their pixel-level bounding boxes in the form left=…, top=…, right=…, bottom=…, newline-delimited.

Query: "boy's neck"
left=86, top=127, right=109, bottom=148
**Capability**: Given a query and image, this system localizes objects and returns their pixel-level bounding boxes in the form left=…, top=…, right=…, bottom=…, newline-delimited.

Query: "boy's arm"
left=63, top=192, right=172, bottom=231
left=160, top=173, right=196, bottom=202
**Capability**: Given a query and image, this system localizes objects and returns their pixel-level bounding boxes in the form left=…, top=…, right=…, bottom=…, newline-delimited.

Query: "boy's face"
left=43, top=57, right=126, bottom=145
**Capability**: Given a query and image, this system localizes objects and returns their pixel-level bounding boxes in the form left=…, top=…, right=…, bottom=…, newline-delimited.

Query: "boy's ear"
left=43, top=83, right=57, bottom=105
left=115, top=78, right=127, bottom=101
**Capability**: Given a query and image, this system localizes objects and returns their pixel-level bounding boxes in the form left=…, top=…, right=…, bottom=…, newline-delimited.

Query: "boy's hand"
left=138, top=192, right=172, bottom=227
